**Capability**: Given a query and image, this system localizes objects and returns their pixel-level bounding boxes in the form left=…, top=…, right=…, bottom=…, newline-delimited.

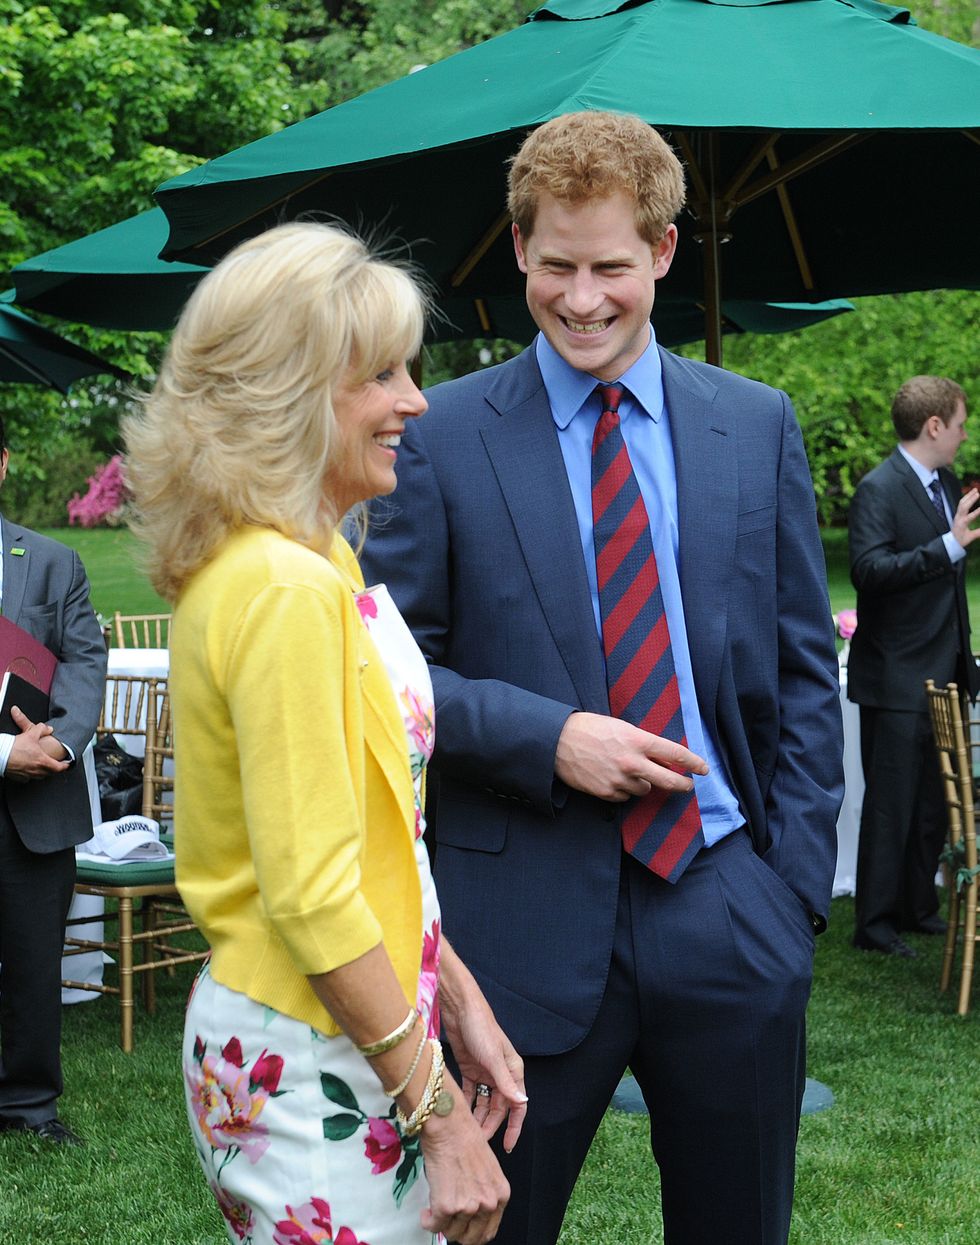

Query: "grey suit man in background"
left=848, top=376, right=980, bottom=958
left=0, top=414, right=107, bottom=1145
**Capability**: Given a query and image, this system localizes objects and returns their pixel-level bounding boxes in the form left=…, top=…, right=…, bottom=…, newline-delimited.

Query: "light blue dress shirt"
left=535, top=329, right=742, bottom=845
left=896, top=444, right=966, bottom=566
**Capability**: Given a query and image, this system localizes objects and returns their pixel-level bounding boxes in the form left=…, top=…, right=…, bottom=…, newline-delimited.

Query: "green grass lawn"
left=1, top=897, right=977, bottom=1243
left=4, top=526, right=976, bottom=1241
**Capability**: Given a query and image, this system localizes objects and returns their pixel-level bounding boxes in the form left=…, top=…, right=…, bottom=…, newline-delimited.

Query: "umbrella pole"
left=679, top=131, right=728, bottom=367
left=699, top=228, right=724, bottom=368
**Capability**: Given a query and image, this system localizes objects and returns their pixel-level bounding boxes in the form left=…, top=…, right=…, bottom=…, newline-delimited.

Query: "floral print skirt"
left=182, top=840, right=444, bottom=1245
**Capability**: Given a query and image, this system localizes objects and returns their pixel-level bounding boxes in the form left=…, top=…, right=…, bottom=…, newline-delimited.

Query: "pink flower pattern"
left=399, top=684, right=434, bottom=767
left=418, top=917, right=442, bottom=1037
left=185, top=1036, right=284, bottom=1165
left=273, top=1198, right=369, bottom=1245
left=354, top=592, right=378, bottom=623
left=363, top=1116, right=402, bottom=1174
left=210, top=1181, right=255, bottom=1242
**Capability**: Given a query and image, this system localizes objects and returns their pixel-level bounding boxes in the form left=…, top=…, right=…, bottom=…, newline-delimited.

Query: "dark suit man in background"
left=848, top=376, right=979, bottom=958
left=362, top=111, right=843, bottom=1245
left=0, top=415, right=107, bottom=1145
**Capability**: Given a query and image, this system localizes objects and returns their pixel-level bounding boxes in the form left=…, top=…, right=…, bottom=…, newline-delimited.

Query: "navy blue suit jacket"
left=362, top=343, right=843, bottom=1056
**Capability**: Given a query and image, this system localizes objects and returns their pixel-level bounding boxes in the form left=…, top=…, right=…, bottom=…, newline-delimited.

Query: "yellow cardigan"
left=171, top=526, right=421, bottom=1035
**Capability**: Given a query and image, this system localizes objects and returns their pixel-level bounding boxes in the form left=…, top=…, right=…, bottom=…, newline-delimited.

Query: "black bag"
left=93, top=733, right=144, bottom=820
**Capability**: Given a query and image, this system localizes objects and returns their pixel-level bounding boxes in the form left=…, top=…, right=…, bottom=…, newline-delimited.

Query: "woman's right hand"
left=417, top=1074, right=510, bottom=1244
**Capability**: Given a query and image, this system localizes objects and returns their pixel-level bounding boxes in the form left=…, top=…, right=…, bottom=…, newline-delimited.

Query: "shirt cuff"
left=943, top=531, right=966, bottom=564
left=0, top=733, right=15, bottom=777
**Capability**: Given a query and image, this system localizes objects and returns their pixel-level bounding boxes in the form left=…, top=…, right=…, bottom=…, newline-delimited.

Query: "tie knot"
left=597, top=384, right=624, bottom=416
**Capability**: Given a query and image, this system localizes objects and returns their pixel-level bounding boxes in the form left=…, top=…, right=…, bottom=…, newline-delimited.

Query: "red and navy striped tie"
left=591, top=383, right=703, bottom=882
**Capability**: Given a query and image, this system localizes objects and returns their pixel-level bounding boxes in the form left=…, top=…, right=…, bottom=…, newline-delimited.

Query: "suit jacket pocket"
left=434, top=792, right=508, bottom=854
left=17, top=601, right=59, bottom=647
left=736, top=504, right=776, bottom=537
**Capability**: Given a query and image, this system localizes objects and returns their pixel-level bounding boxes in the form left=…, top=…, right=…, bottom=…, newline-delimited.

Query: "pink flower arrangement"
left=363, top=1116, right=402, bottom=1174
left=67, top=454, right=130, bottom=528
left=835, top=609, right=857, bottom=640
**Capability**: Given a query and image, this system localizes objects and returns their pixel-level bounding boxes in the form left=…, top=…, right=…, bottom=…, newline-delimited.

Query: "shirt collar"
left=897, top=444, right=941, bottom=490
left=535, top=325, right=664, bottom=430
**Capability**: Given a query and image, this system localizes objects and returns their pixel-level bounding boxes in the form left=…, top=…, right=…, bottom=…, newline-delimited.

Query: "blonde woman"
left=125, top=222, right=525, bottom=1245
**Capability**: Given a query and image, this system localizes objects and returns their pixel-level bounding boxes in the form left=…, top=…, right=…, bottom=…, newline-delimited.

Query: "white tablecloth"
left=834, top=668, right=862, bottom=898
left=61, top=741, right=109, bottom=1003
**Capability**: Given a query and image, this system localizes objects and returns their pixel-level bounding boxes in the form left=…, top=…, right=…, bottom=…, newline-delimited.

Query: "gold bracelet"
left=397, top=1039, right=449, bottom=1136
left=382, top=1025, right=426, bottom=1098
left=356, top=1007, right=418, bottom=1057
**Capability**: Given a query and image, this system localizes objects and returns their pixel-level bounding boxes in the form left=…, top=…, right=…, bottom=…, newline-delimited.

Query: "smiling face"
left=326, top=362, right=427, bottom=514
left=513, top=190, right=677, bottom=382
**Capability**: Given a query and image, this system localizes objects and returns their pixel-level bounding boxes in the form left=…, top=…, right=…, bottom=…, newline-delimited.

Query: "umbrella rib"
left=766, top=148, right=814, bottom=292
left=451, top=210, right=511, bottom=288
left=731, top=133, right=866, bottom=211
left=673, top=133, right=708, bottom=205
left=0, top=341, right=66, bottom=392
left=723, top=133, right=781, bottom=204
left=964, top=130, right=980, bottom=149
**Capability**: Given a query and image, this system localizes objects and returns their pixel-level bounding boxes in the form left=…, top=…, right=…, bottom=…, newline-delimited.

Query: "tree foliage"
left=0, top=0, right=978, bottom=524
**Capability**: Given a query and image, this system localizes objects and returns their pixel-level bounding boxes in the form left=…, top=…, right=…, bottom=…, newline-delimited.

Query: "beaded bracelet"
left=382, top=1025, right=426, bottom=1099
left=396, top=1039, right=454, bottom=1135
left=356, top=1007, right=418, bottom=1057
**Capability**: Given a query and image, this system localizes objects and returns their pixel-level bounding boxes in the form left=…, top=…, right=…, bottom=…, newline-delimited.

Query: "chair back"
left=925, top=679, right=979, bottom=1014
left=112, top=611, right=172, bottom=649
left=925, top=681, right=972, bottom=853
left=99, top=674, right=156, bottom=747
left=142, top=681, right=174, bottom=827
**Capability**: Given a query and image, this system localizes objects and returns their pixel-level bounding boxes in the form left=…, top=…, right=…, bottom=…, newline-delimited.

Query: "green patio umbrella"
left=0, top=295, right=129, bottom=392
left=10, top=210, right=207, bottom=333
left=10, top=208, right=852, bottom=346
left=154, top=0, right=980, bottom=363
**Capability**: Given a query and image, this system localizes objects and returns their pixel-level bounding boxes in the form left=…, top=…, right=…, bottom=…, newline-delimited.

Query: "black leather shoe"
left=854, top=934, right=918, bottom=958
left=907, top=915, right=947, bottom=936
left=0, top=1117, right=83, bottom=1146
left=30, top=1119, right=83, bottom=1146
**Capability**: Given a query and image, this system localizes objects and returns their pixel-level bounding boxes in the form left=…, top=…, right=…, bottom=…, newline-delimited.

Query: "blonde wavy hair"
left=124, top=222, right=425, bottom=601
left=508, top=111, right=686, bottom=246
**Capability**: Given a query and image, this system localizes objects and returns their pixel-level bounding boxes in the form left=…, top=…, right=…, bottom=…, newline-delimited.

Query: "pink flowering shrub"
left=67, top=454, right=130, bottom=527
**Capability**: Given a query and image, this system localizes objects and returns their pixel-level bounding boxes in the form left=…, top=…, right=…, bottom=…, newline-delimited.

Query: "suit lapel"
left=0, top=519, right=29, bottom=622
left=891, top=449, right=948, bottom=535
left=479, top=350, right=609, bottom=713
left=660, top=350, right=735, bottom=720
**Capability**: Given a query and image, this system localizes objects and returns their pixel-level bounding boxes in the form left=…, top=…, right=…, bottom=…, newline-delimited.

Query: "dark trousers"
left=0, top=796, right=75, bottom=1125
left=855, top=706, right=945, bottom=948
left=452, top=832, right=814, bottom=1245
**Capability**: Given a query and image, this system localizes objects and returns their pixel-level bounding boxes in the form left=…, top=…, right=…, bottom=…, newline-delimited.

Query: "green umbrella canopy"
left=154, top=0, right=980, bottom=363
left=10, top=208, right=852, bottom=346
left=11, top=209, right=207, bottom=333
left=0, top=294, right=129, bottom=393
